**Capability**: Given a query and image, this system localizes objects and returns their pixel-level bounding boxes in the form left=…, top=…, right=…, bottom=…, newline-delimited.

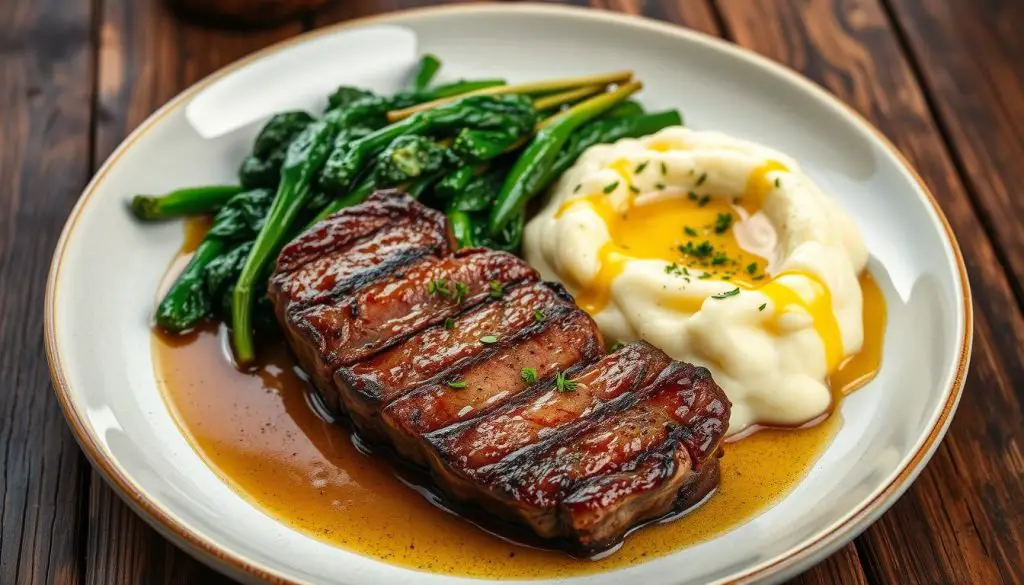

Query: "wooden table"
left=2, top=0, right=1022, bottom=583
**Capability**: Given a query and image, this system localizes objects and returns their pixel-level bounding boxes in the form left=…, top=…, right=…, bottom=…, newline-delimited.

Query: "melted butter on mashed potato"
left=524, top=127, right=873, bottom=435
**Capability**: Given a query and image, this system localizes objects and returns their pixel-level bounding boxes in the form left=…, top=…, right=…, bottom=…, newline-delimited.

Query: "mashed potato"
left=523, top=127, right=868, bottom=435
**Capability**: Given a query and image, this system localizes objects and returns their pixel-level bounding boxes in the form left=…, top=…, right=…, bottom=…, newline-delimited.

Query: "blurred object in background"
left=169, top=0, right=332, bottom=28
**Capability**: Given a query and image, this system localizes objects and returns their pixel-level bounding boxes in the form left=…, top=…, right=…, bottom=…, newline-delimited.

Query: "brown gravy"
left=153, top=219, right=881, bottom=579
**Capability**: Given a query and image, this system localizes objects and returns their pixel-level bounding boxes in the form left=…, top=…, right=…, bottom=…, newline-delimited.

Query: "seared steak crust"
left=270, top=191, right=731, bottom=555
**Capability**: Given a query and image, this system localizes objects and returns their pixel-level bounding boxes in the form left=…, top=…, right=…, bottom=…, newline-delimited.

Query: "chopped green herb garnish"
left=698, top=272, right=713, bottom=279
left=426, top=278, right=447, bottom=296
left=480, top=335, right=498, bottom=344
left=444, top=317, right=455, bottom=330
left=574, top=183, right=582, bottom=193
left=610, top=340, right=627, bottom=352
left=687, top=191, right=698, bottom=201
left=489, top=279, right=503, bottom=299
left=711, top=288, right=740, bottom=299
left=655, top=182, right=666, bottom=190
left=446, top=379, right=467, bottom=389
left=746, top=262, right=758, bottom=275
left=714, top=213, right=733, bottom=234
left=665, top=262, right=683, bottom=276
left=711, top=252, right=728, bottom=266
left=683, top=266, right=690, bottom=276
left=629, top=184, right=641, bottom=194
left=602, top=181, right=619, bottom=194
left=696, top=172, right=708, bottom=186
left=698, top=195, right=711, bottom=207
left=635, top=161, right=649, bottom=174
left=534, top=309, right=546, bottom=322
left=684, top=226, right=699, bottom=237
left=453, top=282, right=469, bottom=304
left=758, top=303, right=767, bottom=311
left=521, top=367, right=538, bottom=384
left=555, top=371, right=578, bottom=392
left=774, top=177, right=781, bottom=188
left=752, top=275, right=766, bottom=281
left=660, top=161, right=668, bottom=175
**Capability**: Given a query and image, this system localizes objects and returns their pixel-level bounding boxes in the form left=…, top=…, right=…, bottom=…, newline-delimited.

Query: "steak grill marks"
left=269, top=191, right=731, bottom=554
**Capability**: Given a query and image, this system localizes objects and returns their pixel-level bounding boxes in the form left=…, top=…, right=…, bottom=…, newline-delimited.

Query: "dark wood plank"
left=714, top=1, right=1024, bottom=584
left=86, top=2, right=301, bottom=583
left=884, top=0, right=1024, bottom=307
left=0, top=0, right=96, bottom=583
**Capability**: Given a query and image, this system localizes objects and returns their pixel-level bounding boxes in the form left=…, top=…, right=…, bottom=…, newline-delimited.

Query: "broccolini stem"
left=532, top=85, right=604, bottom=111
left=131, top=185, right=243, bottom=220
left=387, top=70, right=634, bottom=122
left=488, top=81, right=642, bottom=234
left=411, top=54, right=441, bottom=92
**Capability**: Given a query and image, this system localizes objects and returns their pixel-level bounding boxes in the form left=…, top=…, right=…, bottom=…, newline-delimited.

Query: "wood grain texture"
left=715, top=1, right=1024, bottom=583
left=85, top=2, right=301, bottom=583
left=884, top=0, right=1024, bottom=311
left=0, top=0, right=95, bottom=584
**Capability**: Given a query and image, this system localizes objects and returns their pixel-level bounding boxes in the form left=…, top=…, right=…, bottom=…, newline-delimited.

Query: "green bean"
left=232, top=117, right=338, bottom=363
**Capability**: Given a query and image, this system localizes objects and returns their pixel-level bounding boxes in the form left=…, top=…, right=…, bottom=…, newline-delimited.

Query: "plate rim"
left=43, top=4, right=974, bottom=584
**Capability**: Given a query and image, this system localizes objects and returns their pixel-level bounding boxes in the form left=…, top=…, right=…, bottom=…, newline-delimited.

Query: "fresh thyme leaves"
left=711, top=252, right=728, bottom=266
left=629, top=184, right=641, bottom=194
left=714, top=213, right=733, bottom=234
left=684, top=226, right=699, bottom=237
left=480, top=335, right=498, bottom=344
left=635, top=161, right=649, bottom=174
left=520, top=367, right=538, bottom=384
left=746, top=262, right=758, bottom=274
left=427, top=278, right=468, bottom=304
left=603, top=181, right=619, bottom=194
left=665, top=262, right=683, bottom=276
left=534, top=309, right=546, bottom=322
left=696, top=172, right=708, bottom=186
left=758, top=303, right=767, bottom=311
left=687, top=191, right=699, bottom=201
left=446, top=379, right=467, bottom=389
left=489, top=279, right=504, bottom=299
left=711, top=287, right=740, bottom=299
left=698, top=195, right=711, bottom=207
left=555, top=371, right=578, bottom=392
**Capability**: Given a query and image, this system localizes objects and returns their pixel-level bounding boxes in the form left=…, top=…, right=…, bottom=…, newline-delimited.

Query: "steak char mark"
left=270, top=190, right=731, bottom=555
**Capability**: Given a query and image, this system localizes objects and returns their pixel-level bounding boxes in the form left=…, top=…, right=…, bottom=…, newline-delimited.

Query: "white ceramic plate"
left=45, top=5, right=972, bottom=585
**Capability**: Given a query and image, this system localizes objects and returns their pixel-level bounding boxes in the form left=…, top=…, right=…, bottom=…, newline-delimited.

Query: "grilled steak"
left=270, top=190, right=731, bottom=555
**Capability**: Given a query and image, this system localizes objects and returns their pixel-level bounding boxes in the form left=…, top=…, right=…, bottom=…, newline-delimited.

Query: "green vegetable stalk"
left=232, top=117, right=339, bottom=363
left=131, top=185, right=243, bottom=220
left=411, top=54, right=442, bottom=91
left=154, top=188, right=274, bottom=332
left=488, top=81, right=642, bottom=234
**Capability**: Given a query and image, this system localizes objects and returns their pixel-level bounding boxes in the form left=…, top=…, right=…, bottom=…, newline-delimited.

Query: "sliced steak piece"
left=445, top=361, right=729, bottom=552
left=381, top=306, right=604, bottom=463
left=281, top=248, right=537, bottom=402
left=333, top=281, right=597, bottom=443
left=423, top=342, right=673, bottom=499
left=270, top=190, right=451, bottom=312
